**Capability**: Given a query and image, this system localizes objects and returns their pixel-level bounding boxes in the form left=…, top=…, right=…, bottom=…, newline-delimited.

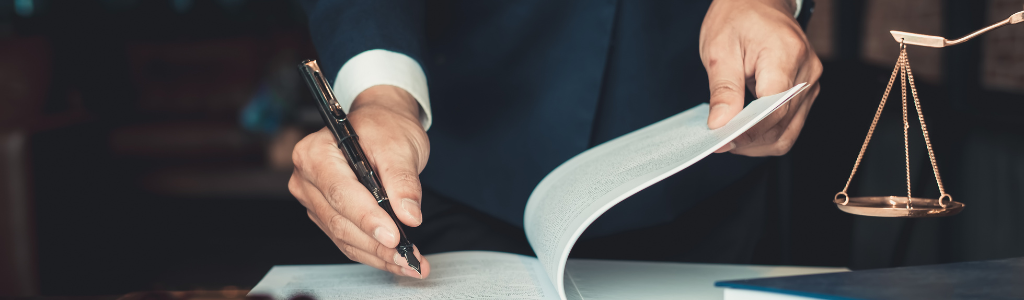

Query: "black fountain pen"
left=298, top=60, right=421, bottom=275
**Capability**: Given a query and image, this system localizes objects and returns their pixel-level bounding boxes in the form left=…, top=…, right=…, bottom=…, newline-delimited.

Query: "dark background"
left=1, top=0, right=1023, bottom=297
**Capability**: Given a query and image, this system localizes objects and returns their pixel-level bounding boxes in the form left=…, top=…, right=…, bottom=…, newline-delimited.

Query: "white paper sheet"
left=248, top=251, right=845, bottom=300
left=523, top=84, right=809, bottom=300
left=249, top=251, right=560, bottom=300
left=564, top=259, right=845, bottom=300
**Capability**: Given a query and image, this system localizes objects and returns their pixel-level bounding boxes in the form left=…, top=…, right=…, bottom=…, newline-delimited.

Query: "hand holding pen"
left=290, top=60, right=431, bottom=278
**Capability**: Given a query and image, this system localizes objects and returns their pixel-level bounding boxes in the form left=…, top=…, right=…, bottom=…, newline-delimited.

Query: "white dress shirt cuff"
left=333, top=49, right=433, bottom=130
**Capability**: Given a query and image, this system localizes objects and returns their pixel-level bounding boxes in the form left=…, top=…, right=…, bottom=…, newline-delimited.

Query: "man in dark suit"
left=290, top=0, right=821, bottom=278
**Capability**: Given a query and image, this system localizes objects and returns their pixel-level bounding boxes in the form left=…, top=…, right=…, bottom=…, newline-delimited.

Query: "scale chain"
left=838, top=40, right=948, bottom=208
left=839, top=46, right=902, bottom=196
left=901, top=48, right=912, bottom=207
left=903, top=51, right=948, bottom=198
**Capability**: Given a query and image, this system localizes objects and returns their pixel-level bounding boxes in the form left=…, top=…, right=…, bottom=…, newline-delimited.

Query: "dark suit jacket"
left=301, top=0, right=812, bottom=237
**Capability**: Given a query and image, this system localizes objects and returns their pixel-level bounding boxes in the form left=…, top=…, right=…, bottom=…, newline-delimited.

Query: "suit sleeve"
left=301, top=0, right=426, bottom=81
left=301, top=0, right=433, bottom=129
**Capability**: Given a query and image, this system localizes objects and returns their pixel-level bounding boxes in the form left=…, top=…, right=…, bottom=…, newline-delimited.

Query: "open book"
left=250, top=84, right=811, bottom=300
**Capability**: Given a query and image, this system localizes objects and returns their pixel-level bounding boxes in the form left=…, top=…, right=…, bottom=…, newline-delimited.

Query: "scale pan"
left=834, top=196, right=964, bottom=218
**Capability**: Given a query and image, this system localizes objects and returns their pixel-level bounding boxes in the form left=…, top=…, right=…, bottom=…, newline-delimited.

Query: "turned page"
left=523, top=84, right=808, bottom=300
left=249, top=251, right=560, bottom=300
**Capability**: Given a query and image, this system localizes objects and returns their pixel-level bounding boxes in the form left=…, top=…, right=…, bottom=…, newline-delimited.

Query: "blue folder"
left=716, top=257, right=1024, bottom=300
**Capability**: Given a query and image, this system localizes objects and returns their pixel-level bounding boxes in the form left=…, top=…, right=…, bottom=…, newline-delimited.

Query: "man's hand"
left=288, top=85, right=431, bottom=278
left=700, top=0, right=822, bottom=156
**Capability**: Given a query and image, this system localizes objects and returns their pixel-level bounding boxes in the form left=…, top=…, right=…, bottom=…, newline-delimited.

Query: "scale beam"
left=890, top=6, right=1024, bottom=47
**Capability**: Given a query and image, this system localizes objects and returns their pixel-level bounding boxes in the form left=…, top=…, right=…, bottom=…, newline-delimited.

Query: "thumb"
left=374, top=151, right=425, bottom=228
left=346, top=87, right=429, bottom=229
left=705, top=49, right=746, bottom=130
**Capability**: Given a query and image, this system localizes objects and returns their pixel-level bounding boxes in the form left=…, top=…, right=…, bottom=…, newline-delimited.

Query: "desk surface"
left=1, top=290, right=251, bottom=300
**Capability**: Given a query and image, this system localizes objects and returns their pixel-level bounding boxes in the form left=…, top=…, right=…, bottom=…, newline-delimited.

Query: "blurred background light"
left=13, top=0, right=32, bottom=17
left=172, top=0, right=191, bottom=14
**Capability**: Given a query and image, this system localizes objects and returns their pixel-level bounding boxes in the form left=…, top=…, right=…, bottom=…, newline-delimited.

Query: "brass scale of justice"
left=833, top=7, right=1024, bottom=218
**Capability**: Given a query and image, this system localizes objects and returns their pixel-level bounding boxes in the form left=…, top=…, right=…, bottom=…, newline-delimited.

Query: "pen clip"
left=299, top=59, right=358, bottom=142
left=299, top=60, right=347, bottom=121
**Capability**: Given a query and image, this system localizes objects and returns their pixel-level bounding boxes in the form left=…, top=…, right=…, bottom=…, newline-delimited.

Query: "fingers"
left=731, top=83, right=819, bottom=157
left=704, top=28, right=819, bottom=156
left=723, top=33, right=802, bottom=150
left=306, top=210, right=431, bottom=278
left=302, top=144, right=403, bottom=250
left=345, top=103, right=429, bottom=229
left=360, top=134, right=424, bottom=227
left=726, top=104, right=793, bottom=156
left=292, top=163, right=432, bottom=278
left=699, top=0, right=824, bottom=157
left=751, top=44, right=800, bottom=99
left=291, top=171, right=392, bottom=252
left=729, top=41, right=820, bottom=155
left=291, top=128, right=402, bottom=247
left=288, top=85, right=432, bottom=279
left=295, top=172, right=431, bottom=278
left=703, top=38, right=747, bottom=130
left=714, top=141, right=737, bottom=154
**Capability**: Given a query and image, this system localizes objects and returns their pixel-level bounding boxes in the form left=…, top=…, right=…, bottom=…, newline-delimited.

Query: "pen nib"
left=397, top=244, right=421, bottom=275
left=404, top=252, right=421, bottom=275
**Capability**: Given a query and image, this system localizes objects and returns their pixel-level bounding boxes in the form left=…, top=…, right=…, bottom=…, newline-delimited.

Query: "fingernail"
left=715, top=142, right=736, bottom=153
left=393, top=252, right=406, bottom=266
left=708, top=103, right=731, bottom=128
left=402, top=198, right=422, bottom=225
left=711, top=103, right=730, bottom=115
left=374, top=227, right=396, bottom=245
left=401, top=266, right=421, bottom=278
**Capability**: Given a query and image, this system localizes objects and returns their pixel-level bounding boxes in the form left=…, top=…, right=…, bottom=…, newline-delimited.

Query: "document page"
left=564, top=259, right=846, bottom=300
left=249, top=251, right=560, bottom=300
left=523, top=84, right=808, bottom=300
